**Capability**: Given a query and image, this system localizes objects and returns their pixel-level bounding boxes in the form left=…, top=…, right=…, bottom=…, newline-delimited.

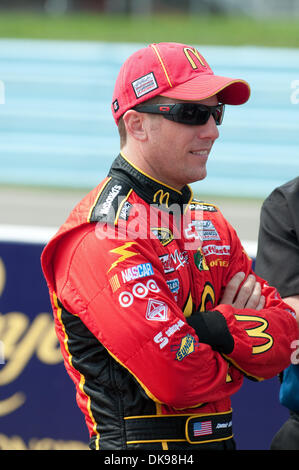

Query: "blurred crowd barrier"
left=0, top=227, right=89, bottom=450
left=0, top=227, right=290, bottom=450
left=0, top=40, right=299, bottom=198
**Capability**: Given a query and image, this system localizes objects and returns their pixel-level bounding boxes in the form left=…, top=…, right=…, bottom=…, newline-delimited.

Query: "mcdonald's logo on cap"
left=183, top=47, right=207, bottom=70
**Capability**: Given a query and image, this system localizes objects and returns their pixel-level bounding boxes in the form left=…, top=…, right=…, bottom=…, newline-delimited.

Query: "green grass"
left=0, top=11, right=299, bottom=47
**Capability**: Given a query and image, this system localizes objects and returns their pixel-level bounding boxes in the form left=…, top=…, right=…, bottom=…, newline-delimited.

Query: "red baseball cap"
left=112, top=42, right=250, bottom=124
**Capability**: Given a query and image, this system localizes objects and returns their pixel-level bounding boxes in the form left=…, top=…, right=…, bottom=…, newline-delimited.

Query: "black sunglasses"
left=133, top=103, right=225, bottom=126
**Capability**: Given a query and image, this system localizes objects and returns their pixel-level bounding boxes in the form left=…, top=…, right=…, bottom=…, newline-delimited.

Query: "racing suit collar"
left=109, top=153, right=193, bottom=211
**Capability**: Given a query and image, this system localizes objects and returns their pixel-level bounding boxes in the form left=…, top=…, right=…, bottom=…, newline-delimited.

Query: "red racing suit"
left=41, top=153, right=298, bottom=450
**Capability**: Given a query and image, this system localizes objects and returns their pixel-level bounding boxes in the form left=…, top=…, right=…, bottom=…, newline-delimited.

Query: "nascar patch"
left=121, top=263, right=154, bottom=283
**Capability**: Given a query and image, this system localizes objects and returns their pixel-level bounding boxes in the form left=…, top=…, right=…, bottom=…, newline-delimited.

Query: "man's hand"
left=187, top=272, right=265, bottom=354
left=220, top=272, right=265, bottom=310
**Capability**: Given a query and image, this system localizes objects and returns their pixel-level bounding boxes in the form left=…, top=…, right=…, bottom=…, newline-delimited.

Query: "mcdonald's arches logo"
left=183, top=47, right=207, bottom=70
left=153, top=189, right=170, bottom=207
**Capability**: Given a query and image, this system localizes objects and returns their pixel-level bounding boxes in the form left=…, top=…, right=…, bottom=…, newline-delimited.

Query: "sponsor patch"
left=121, top=262, right=154, bottom=283
left=193, top=248, right=209, bottom=271
left=151, top=227, right=173, bottom=246
left=216, top=420, right=232, bottom=430
left=146, top=299, right=168, bottom=321
left=159, top=250, right=188, bottom=274
left=133, top=280, right=160, bottom=298
left=118, top=201, right=132, bottom=221
left=153, top=319, right=185, bottom=349
left=119, top=291, right=134, bottom=308
left=159, top=253, right=174, bottom=274
left=118, top=279, right=160, bottom=307
left=185, top=220, right=220, bottom=241
left=209, top=259, right=229, bottom=268
left=112, top=99, right=119, bottom=112
left=189, top=203, right=217, bottom=212
left=99, top=184, right=122, bottom=216
left=202, top=244, right=230, bottom=257
left=166, top=278, right=180, bottom=294
left=132, top=72, right=158, bottom=98
left=175, top=334, right=197, bottom=361
left=89, top=178, right=133, bottom=226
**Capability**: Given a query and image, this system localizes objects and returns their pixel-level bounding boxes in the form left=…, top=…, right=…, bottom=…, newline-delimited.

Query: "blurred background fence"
left=0, top=39, right=299, bottom=197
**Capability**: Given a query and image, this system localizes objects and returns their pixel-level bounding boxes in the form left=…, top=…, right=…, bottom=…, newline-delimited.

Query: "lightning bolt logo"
left=107, top=242, right=138, bottom=273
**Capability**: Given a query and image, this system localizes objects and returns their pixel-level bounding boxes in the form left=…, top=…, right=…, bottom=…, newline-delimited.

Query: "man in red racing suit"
left=41, top=154, right=298, bottom=450
left=41, top=43, right=298, bottom=450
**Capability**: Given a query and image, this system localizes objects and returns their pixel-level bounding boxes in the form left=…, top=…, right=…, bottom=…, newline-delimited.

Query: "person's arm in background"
left=282, top=296, right=299, bottom=329
left=255, top=179, right=299, bottom=421
left=255, top=179, right=299, bottom=332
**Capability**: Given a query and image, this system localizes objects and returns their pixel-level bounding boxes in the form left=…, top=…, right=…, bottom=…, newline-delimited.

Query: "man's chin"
left=187, top=170, right=207, bottom=185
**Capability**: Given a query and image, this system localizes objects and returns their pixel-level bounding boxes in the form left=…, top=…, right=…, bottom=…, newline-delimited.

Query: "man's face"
left=142, top=96, right=220, bottom=190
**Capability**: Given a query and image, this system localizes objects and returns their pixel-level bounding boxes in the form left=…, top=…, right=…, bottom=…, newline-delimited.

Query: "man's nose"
left=197, top=115, right=219, bottom=141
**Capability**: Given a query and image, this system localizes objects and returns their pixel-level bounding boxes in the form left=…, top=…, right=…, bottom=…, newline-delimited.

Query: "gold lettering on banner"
left=0, top=312, right=62, bottom=415
left=183, top=47, right=206, bottom=70
left=0, top=258, right=5, bottom=296
left=0, top=434, right=89, bottom=450
left=0, top=393, right=26, bottom=417
left=0, top=258, right=62, bottom=416
left=0, top=312, right=61, bottom=386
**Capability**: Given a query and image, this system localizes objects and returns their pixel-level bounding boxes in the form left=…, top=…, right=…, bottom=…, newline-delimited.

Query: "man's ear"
left=122, top=110, right=148, bottom=142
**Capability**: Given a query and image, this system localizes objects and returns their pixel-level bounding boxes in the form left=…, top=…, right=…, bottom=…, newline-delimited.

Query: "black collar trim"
left=108, top=154, right=193, bottom=211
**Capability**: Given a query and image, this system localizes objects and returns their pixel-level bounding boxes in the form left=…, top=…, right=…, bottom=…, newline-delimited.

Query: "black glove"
left=186, top=310, right=234, bottom=354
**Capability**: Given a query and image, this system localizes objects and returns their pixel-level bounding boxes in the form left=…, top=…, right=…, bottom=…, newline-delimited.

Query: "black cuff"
left=186, top=310, right=234, bottom=354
